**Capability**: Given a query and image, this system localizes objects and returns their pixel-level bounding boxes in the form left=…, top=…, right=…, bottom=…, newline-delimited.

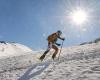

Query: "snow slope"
left=0, top=41, right=40, bottom=80
left=0, top=41, right=40, bottom=73
left=28, top=42, right=100, bottom=80
left=0, top=41, right=33, bottom=58
left=0, top=41, right=100, bottom=80
left=30, top=43, right=100, bottom=80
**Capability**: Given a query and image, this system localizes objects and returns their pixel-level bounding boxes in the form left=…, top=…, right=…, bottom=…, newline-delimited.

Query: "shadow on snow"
left=18, top=60, right=51, bottom=80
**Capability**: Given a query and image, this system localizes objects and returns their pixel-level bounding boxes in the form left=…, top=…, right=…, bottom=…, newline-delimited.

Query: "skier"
left=39, top=30, right=65, bottom=61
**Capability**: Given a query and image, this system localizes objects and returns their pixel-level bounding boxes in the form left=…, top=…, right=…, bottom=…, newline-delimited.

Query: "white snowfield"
left=0, top=41, right=100, bottom=80
left=0, top=42, right=33, bottom=58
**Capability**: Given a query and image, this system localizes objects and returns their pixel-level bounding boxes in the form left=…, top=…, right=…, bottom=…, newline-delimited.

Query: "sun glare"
left=70, top=9, right=88, bottom=25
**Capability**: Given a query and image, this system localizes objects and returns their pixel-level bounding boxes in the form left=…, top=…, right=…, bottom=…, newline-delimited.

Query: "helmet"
left=57, top=30, right=62, bottom=35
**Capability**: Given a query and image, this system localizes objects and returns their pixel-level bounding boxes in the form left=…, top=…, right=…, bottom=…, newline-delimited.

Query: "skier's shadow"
left=18, top=61, right=51, bottom=80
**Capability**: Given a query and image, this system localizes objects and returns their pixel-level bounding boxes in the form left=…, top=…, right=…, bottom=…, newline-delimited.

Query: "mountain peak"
left=0, top=42, right=33, bottom=58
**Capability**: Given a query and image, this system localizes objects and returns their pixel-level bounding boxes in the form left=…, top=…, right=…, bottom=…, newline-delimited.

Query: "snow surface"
left=0, top=42, right=33, bottom=58
left=0, top=41, right=100, bottom=80
left=31, top=43, right=100, bottom=80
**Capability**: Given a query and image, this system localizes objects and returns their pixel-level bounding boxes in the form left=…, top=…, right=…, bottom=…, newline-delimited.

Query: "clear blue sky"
left=0, top=0, right=100, bottom=50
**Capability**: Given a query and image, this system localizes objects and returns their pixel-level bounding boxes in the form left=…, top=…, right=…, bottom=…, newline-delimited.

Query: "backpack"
left=47, top=33, right=58, bottom=43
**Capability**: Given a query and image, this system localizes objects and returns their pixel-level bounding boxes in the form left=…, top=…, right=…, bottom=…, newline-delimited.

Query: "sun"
left=70, top=9, right=88, bottom=25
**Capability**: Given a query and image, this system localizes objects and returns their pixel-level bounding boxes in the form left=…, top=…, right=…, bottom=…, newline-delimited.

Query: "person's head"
left=57, top=30, right=62, bottom=35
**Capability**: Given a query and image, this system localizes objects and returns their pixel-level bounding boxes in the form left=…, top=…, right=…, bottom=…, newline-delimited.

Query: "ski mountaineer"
left=39, top=30, right=65, bottom=61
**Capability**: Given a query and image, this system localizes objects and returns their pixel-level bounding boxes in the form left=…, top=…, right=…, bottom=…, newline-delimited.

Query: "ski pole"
left=58, top=41, right=64, bottom=60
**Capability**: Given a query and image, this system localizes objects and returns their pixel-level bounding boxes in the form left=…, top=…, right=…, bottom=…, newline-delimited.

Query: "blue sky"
left=0, top=0, right=100, bottom=50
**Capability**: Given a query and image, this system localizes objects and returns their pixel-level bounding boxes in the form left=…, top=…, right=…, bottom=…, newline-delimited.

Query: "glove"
left=56, top=43, right=61, bottom=46
left=62, top=38, right=65, bottom=41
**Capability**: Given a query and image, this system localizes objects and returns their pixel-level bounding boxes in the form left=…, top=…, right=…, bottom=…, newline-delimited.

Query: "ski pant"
left=40, top=42, right=58, bottom=60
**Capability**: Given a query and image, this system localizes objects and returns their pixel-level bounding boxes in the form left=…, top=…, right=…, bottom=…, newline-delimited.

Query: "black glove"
left=56, top=43, right=61, bottom=46
left=62, top=38, right=65, bottom=41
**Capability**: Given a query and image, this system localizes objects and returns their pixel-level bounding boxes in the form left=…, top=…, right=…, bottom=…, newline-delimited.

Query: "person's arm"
left=55, top=43, right=61, bottom=46
left=58, top=36, right=65, bottom=41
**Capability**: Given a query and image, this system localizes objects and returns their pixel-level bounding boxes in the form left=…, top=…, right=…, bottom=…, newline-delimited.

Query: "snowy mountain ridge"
left=80, top=38, right=100, bottom=45
left=0, top=41, right=33, bottom=58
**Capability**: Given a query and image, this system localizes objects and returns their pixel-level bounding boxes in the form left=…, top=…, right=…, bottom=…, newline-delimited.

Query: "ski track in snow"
left=18, top=60, right=51, bottom=80
left=0, top=42, right=100, bottom=80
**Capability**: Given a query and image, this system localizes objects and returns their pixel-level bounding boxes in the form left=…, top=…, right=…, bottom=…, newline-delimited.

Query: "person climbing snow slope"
left=39, top=30, right=65, bottom=61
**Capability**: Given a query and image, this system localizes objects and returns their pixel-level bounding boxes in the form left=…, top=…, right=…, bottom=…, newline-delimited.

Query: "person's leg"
left=40, top=43, right=52, bottom=61
left=39, top=50, right=49, bottom=60
left=52, top=44, right=58, bottom=59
